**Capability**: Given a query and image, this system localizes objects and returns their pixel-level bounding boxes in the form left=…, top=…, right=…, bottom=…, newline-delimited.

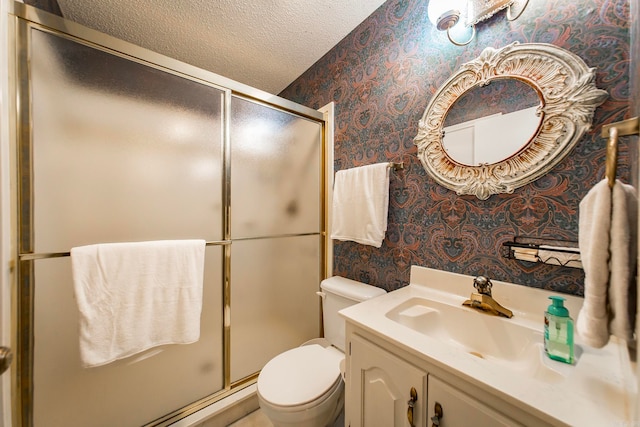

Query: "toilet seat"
left=258, top=344, right=343, bottom=407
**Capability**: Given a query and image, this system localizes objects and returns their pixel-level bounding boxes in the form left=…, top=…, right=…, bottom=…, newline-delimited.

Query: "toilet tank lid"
left=320, top=276, right=386, bottom=301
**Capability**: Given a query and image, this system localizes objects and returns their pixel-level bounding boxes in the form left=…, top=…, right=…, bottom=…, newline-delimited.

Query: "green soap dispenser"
left=544, top=296, right=574, bottom=364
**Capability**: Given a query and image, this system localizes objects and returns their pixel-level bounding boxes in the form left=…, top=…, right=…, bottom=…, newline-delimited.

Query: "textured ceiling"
left=56, top=0, right=388, bottom=94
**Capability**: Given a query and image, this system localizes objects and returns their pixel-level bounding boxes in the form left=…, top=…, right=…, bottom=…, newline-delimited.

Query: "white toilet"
left=257, top=276, right=386, bottom=427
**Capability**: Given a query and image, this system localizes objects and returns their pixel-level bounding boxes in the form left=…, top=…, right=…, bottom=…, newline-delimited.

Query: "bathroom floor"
left=227, top=409, right=273, bottom=427
left=229, top=408, right=345, bottom=427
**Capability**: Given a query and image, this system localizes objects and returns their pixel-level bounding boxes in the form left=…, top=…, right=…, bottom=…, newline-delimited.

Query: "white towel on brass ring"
left=331, top=163, right=390, bottom=248
left=576, top=180, right=611, bottom=348
left=71, top=239, right=206, bottom=367
left=609, top=180, right=637, bottom=344
left=577, top=179, right=638, bottom=348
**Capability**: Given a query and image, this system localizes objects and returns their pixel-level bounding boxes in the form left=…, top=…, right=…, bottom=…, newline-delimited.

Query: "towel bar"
left=19, top=239, right=233, bottom=261
left=18, top=232, right=325, bottom=261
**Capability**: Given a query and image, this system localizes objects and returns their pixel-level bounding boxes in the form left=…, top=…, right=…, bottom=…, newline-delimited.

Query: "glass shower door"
left=14, top=9, right=327, bottom=425
left=229, top=96, right=323, bottom=382
left=25, top=28, right=226, bottom=427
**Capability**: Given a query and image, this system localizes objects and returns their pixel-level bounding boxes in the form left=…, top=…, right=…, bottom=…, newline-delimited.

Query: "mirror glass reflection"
left=442, top=78, right=542, bottom=166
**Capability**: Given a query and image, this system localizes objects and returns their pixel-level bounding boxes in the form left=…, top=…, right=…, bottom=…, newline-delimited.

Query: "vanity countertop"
left=340, top=266, right=637, bottom=426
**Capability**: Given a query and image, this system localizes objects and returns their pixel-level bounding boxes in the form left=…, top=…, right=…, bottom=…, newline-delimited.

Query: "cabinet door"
left=428, top=375, right=524, bottom=427
left=348, top=335, right=426, bottom=427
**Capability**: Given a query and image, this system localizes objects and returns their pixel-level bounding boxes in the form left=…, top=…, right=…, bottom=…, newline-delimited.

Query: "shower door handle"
left=0, top=346, right=12, bottom=375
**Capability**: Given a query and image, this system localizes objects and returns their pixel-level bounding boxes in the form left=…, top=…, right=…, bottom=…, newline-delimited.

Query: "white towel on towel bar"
left=331, top=163, right=390, bottom=248
left=71, top=239, right=206, bottom=368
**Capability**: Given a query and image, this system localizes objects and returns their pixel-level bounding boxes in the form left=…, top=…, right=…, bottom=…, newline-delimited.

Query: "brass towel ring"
left=602, top=116, right=639, bottom=189
left=605, top=126, right=618, bottom=189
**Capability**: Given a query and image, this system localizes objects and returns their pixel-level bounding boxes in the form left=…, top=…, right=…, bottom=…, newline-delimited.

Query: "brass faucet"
left=462, top=276, right=513, bottom=318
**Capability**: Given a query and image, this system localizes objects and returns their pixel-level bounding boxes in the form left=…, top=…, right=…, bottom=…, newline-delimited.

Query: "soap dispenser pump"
left=544, top=296, right=574, bottom=364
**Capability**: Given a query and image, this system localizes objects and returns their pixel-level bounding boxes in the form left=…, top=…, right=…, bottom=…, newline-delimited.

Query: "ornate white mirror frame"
left=414, top=42, right=608, bottom=200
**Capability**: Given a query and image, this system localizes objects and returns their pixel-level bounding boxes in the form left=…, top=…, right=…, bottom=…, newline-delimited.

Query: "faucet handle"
left=473, top=276, right=492, bottom=296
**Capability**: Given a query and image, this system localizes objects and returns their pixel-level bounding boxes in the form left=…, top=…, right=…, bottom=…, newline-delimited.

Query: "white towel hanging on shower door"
left=71, top=239, right=206, bottom=368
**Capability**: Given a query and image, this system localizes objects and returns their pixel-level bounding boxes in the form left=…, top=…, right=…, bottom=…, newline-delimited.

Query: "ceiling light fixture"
left=428, top=0, right=529, bottom=46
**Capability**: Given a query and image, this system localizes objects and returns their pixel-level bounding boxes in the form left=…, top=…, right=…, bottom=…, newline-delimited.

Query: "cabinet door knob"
left=431, top=401, right=443, bottom=427
left=0, top=346, right=12, bottom=375
left=407, top=386, right=418, bottom=427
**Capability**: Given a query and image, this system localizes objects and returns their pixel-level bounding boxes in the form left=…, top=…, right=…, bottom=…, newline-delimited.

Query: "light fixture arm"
left=429, top=0, right=526, bottom=46
left=507, top=0, right=529, bottom=21
left=446, top=24, right=476, bottom=46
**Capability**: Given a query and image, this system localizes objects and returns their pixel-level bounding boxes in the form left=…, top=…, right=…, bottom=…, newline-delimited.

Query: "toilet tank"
left=320, top=276, right=386, bottom=352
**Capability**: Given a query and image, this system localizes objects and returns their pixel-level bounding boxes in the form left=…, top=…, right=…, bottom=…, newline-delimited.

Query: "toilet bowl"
left=257, top=343, right=344, bottom=427
left=256, top=276, right=386, bottom=427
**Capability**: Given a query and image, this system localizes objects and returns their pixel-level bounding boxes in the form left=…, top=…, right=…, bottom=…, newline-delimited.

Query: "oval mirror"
left=414, top=42, right=608, bottom=200
left=442, top=78, right=542, bottom=166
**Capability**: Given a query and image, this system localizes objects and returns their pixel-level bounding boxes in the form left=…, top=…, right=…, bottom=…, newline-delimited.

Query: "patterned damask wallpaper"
left=280, top=0, right=632, bottom=296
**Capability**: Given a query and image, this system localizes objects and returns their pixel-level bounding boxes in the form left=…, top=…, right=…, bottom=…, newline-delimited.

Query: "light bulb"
left=427, top=0, right=468, bottom=30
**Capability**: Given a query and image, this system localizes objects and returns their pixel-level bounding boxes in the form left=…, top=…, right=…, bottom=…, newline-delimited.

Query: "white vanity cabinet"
left=346, top=328, right=534, bottom=427
left=427, top=376, right=524, bottom=427
left=348, top=334, right=427, bottom=427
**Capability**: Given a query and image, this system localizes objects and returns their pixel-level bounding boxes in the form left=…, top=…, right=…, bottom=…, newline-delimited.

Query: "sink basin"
left=385, top=296, right=568, bottom=383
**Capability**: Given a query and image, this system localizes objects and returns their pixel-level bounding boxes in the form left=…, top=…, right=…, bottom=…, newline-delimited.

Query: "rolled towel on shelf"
left=512, top=248, right=539, bottom=263
left=538, top=246, right=582, bottom=269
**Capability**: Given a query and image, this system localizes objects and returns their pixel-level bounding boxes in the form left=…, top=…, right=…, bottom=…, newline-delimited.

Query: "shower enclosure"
left=10, top=4, right=327, bottom=426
